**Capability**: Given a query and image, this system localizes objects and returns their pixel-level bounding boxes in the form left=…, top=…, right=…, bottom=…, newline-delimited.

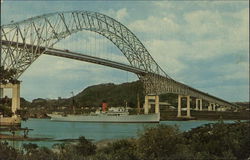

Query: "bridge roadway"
left=45, top=48, right=146, bottom=75
left=1, top=40, right=237, bottom=108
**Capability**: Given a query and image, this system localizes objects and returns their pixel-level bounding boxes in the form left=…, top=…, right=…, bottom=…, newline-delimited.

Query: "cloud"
left=103, top=8, right=129, bottom=21
left=182, top=8, right=248, bottom=61
left=184, top=10, right=224, bottom=36
left=183, top=8, right=249, bottom=42
left=128, top=16, right=179, bottom=35
left=116, top=8, right=128, bottom=21
left=144, top=39, right=186, bottom=78
left=215, top=62, right=249, bottom=81
left=53, top=31, right=129, bottom=64
left=153, top=1, right=175, bottom=10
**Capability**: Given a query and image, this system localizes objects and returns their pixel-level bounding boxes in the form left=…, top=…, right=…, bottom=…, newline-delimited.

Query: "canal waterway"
left=1, top=118, right=238, bottom=148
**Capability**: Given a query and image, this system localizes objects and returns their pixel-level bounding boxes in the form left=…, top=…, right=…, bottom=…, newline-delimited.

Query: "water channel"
left=1, top=119, right=237, bottom=149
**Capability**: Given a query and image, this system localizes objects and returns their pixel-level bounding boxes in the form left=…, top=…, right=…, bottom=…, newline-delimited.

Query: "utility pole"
left=71, top=91, right=76, bottom=114
left=137, top=93, right=140, bottom=114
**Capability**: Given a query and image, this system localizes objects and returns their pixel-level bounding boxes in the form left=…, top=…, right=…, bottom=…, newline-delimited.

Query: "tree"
left=137, top=125, right=185, bottom=160
left=0, top=104, right=13, bottom=116
left=0, top=141, right=22, bottom=160
left=183, top=121, right=250, bottom=159
left=23, top=143, right=38, bottom=154
left=74, top=136, right=96, bottom=156
left=95, top=139, right=138, bottom=160
left=0, top=66, right=18, bottom=84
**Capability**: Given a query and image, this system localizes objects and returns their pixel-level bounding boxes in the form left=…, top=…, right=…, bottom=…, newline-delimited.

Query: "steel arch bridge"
left=0, top=11, right=236, bottom=108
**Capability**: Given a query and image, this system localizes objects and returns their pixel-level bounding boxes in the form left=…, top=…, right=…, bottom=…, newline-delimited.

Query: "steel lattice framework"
left=0, top=11, right=237, bottom=108
left=1, top=11, right=168, bottom=79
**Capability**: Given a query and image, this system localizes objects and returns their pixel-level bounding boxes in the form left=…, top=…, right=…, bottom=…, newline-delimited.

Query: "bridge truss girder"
left=141, top=73, right=236, bottom=108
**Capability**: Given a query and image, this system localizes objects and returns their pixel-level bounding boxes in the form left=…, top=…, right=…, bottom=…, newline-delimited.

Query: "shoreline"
left=160, top=110, right=250, bottom=121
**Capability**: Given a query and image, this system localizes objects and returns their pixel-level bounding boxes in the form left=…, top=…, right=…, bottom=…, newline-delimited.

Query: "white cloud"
left=128, top=16, right=180, bottom=34
left=144, top=39, right=187, bottom=77
left=153, top=1, right=174, bottom=9
left=183, top=8, right=249, bottom=45
left=184, top=10, right=224, bottom=36
left=53, top=32, right=129, bottom=64
left=116, top=8, right=128, bottom=21
left=215, top=62, right=249, bottom=81
left=180, top=8, right=248, bottom=60
left=103, top=8, right=129, bottom=21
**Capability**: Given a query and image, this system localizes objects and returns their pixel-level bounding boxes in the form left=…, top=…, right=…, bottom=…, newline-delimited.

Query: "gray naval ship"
left=48, top=107, right=160, bottom=123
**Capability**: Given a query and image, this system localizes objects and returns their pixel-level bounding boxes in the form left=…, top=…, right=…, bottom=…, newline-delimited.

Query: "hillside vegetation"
left=73, top=81, right=144, bottom=107
left=22, top=81, right=177, bottom=109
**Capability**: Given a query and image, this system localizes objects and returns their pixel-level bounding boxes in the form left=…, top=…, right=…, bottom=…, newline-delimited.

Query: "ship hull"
left=48, top=113, right=160, bottom=123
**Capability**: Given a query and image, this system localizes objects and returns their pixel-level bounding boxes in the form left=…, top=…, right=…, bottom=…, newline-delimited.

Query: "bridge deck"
left=45, top=48, right=146, bottom=75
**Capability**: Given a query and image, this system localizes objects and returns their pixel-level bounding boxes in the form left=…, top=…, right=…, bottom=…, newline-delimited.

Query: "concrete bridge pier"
left=195, top=98, right=202, bottom=111
left=11, top=83, right=21, bottom=114
left=208, top=103, right=215, bottom=111
left=0, top=88, right=3, bottom=98
left=213, top=104, right=217, bottom=111
left=144, top=96, right=149, bottom=114
left=0, top=82, right=21, bottom=126
left=0, top=82, right=21, bottom=114
left=208, top=103, right=212, bottom=111
left=177, top=95, right=191, bottom=118
left=144, top=95, right=159, bottom=114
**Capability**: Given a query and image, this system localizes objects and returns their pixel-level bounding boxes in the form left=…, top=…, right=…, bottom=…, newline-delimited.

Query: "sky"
left=1, top=0, right=249, bottom=102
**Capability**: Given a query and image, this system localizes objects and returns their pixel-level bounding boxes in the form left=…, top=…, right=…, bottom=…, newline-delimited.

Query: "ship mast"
left=71, top=91, right=76, bottom=114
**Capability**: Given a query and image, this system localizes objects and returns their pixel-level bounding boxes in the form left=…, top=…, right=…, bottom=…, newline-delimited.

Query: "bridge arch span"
left=1, top=11, right=238, bottom=108
left=1, top=11, right=169, bottom=79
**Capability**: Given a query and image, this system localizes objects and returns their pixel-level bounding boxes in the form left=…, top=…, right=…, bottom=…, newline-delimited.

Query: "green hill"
left=22, top=81, right=181, bottom=109
left=73, top=81, right=144, bottom=108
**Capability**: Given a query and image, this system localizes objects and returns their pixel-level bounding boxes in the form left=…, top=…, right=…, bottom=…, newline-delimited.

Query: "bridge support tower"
left=0, top=82, right=21, bottom=126
left=0, top=82, right=21, bottom=114
left=144, top=95, right=159, bottom=114
left=208, top=103, right=216, bottom=111
left=177, top=95, right=191, bottom=118
left=195, top=98, right=203, bottom=111
left=0, top=88, right=3, bottom=98
left=213, top=104, right=216, bottom=111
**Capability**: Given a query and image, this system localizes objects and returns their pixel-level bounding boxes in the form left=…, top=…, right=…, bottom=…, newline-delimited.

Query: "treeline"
left=1, top=121, right=250, bottom=160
